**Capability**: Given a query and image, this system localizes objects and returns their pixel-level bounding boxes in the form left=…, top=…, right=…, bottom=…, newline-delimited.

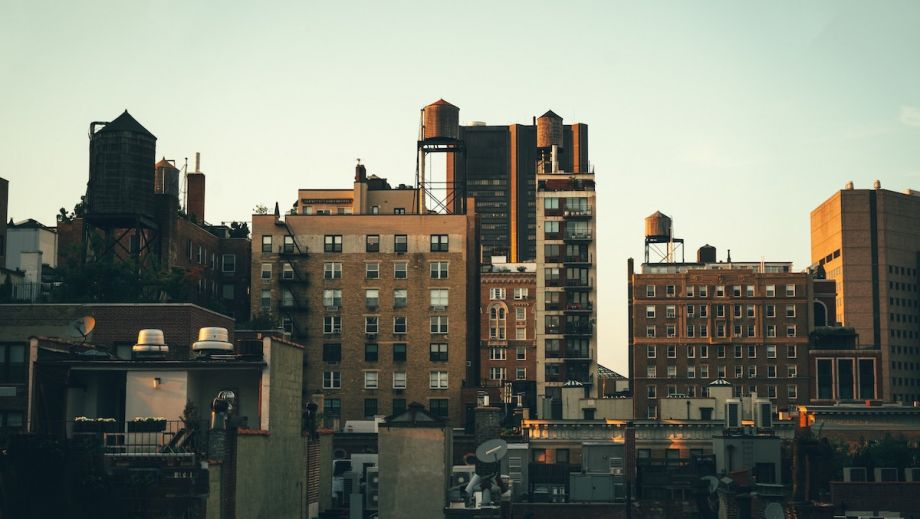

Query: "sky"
left=2, top=0, right=920, bottom=374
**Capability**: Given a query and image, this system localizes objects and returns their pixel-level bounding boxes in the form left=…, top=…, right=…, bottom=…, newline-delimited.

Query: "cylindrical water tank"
left=644, top=211, right=672, bottom=240
left=697, top=244, right=717, bottom=263
left=154, top=157, right=180, bottom=198
left=423, top=99, right=459, bottom=140
left=86, top=111, right=157, bottom=220
left=537, top=110, right=563, bottom=149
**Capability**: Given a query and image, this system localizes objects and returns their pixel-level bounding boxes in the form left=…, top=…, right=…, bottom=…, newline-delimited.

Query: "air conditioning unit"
left=431, top=305, right=446, bottom=312
left=451, top=466, right=475, bottom=488
left=725, top=399, right=741, bottom=428
left=875, top=467, right=899, bottom=482
left=326, top=305, right=340, bottom=312
left=843, top=467, right=867, bottom=482
left=905, top=467, right=920, bottom=481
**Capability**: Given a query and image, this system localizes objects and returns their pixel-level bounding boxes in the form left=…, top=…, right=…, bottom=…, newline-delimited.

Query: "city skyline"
left=4, top=1, right=920, bottom=373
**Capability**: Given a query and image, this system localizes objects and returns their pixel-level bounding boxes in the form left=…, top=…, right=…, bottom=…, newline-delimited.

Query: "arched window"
left=489, top=304, right=507, bottom=340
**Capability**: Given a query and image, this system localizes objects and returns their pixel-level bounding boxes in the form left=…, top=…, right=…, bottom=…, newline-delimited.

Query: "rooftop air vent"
left=192, top=327, right=234, bottom=359
left=132, top=329, right=169, bottom=359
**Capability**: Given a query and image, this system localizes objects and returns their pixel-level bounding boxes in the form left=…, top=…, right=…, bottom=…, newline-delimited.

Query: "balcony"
left=563, top=209, right=593, bottom=219
left=545, top=302, right=563, bottom=311
left=564, top=323, right=594, bottom=336
left=563, top=255, right=591, bottom=266
left=563, top=349, right=591, bottom=360
left=544, top=232, right=563, bottom=241
left=545, top=325, right=564, bottom=335
left=564, top=232, right=592, bottom=242
left=545, top=255, right=564, bottom=264
left=545, top=278, right=563, bottom=288
left=564, top=278, right=591, bottom=289
left=564, top=303, right=593, bottom=314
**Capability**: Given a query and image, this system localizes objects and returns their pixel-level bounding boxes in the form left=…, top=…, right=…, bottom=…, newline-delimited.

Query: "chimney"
left=186, top=152, right=206, bottom=223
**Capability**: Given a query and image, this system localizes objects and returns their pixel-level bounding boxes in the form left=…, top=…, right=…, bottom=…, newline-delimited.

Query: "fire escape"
left=276, top=220, right=309, bottom=340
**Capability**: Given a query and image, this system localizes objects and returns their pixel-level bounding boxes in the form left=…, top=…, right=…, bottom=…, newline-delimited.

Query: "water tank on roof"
left=422, top=99, right=460, bottom=140
left=537, top=110, right=563, bottom=149
left=644, top=211, right=672, bottom=241
left=86, top=111, right=157, bottom=221
left=697, top=244, right=717, bottom=263
left=154, top=157, right=180, bottom=199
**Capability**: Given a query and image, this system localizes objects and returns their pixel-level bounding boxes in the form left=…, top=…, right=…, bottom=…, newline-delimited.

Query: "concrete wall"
left=562, top=390, right=633, bottom=420
left=125, top=370, right=188, bottom=420
left=659, top=397, right=717, bottom=420
left=5, top=226, right=57, bottom=270
left=206, top=463, right=222, bottom=519
left=379, top=426, right=450, bottom=519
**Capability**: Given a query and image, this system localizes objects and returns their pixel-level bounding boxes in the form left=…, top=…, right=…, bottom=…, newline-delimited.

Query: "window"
left=734, top=345, right=743, bottom=358
left=430, top=371, right=449, bottom=389
left=686, top=304, right=695, bottom=317
left=392, top=398, right=406, bottom=415
left=718, top=365, right=726, bottom=378
left=222, top=284, right=235, bottom=300
left=516, top=368, right=527, bottom=380
left=260, top=289, right=271, bottom=310
left=394, top=234, right=408, bottom=253
left=431, top=262, right=449, bottom=279
left=732, top=285, right=742, bottom=297
left=699, top=286, right=708, bottom=297
left=430, top=316, right=448, bottom=334
left=766, top=285, right=775, bottom=297
left=260, top=263, right=272, bottom=280
left=364, top=371, right=379, bottom=389
left=688, top=365, right=696, bottom=378
left=716, top=285, right=725, bottom=297
left=735, top=366, right=744, bottom=379
left=700, top=345, right=709, bottom=358
left=261, top=235, right=272, bottom=253
left=282, top=263, right=294, bottom=280
left=766, top=345, right=777, bottom=358
left=700, top=365, right=709, bottom=378
left=516, top=346, right=526, bottom=360
left=393, top=372, right=407, bottom=389
left=767, top=325, right=776, bottom=337
left=394, top=262, right=407, bottom=279
left=324, top=235, right=342, bottom=252
left=322, top=344, right=341, bottom=363
left=324, top=289, right=342, bottom=307
left=748, top=366, right=757, bottom=378
left=767, top=365, right=777, bottom=379
left=366, top=263, right=380, bottom=279
left=747, top=305, right=755, bottom=318
left=489, top=287, right=505, bottom=300
left=393, top=343, right=407, bottom=362
left=734, top=305, right=742, bottom=318
left=429, top=399, right=448, bottom=419
left=0, top=344, right=26, bottom=384
left=716, top=305, right=725, bottom=318
left=394, top=289, right=407, bottom=308
left=323, top=371, right=341, bottom=389
left=787, top=365, right=797, bottom=378
left=514, top=288, right=529, bottom=300
left=733, top=325, right=742, bottom=337
left=667, top=366, right=677, bottom=378
left=646, top=285, right=656, bottom=297
left=430, top=234, right=449, bottom=252
left=647, top=385, right=657, bottom=399
left=324, top=262, right=342, bottom=279
left=786, top=284, right=796, bottom=297
left=647, top=345, right=657, bottom=358
left=323, top=316, right=341, bottom=334
left=430, top=289, right=449, bottom=307
left=666, top=285, right=675, bottom=297
left=489, top=367, right=507, bottom=381
left=667, top=345, right=677, bottom=358
left=746, top=325, right=756, bottom=337
left=647, top=366, right=656, bottom=378
left=364, top=399, right=378, bottom=418
left=687, top=286, right=695, bottom=297
left=489, top=306, right=506, bottom=340
left=544, top=221, right=560, bottom=237
left=430, top=343, right=448, bottom=362
left=366, top=235, right=380, bottom=252
left=646, top=325, right=656, bottom=338
left=221, top=254, right=236, bottom=273
left=766, top=305, right=775, bottom=317
left=787, top=345, right=797, bottom=358
left=699, top=305, right=708, bottom=318
left=324, top=399, right=341, bottom=420
left=365, top=316, right=379, bottom=334
left=746, top=285, right=754, bottom=297
left=646, top=305, right=656, bottom=318
left=786, top=304, right=796, bottom=318
left=490, top=348, right=507, bottom=360
left=666, top=305, right=676, bottom=318
left=544, top=197, right=560, bottom=209
left=688, top=345, right=696, bottom=358
left=786, top=325, right=797, bottom=337
left=686, top=324, right=695, bottom=337
left=391, top=316, right=407, bottom=335
left=365, top=289, right=379, bottom=309
left=787, top=385, right=798, bottom=399
left=515, top=307, right=527, bottom=321
left=364, top=343, right=379, bottom=362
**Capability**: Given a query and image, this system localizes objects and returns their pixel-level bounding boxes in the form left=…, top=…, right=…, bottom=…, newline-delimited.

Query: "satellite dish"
left=475, top=439, right=508, bottom=464
left=71, top=316, right=96, bottom=341
left=701, top=475, right=720, bottom=494
left=764, top=502, right=783, bottom=519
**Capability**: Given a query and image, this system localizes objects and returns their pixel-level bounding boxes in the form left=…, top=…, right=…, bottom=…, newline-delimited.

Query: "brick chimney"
left=187, top=152, right=205, bottom=223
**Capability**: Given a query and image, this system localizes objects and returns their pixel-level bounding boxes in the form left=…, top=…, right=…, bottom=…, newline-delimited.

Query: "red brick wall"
left=831, top=481, right=920, bottom=516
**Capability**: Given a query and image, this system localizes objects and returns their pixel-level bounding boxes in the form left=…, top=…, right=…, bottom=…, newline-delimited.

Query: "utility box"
left=569, top=473, right=615, bottom=502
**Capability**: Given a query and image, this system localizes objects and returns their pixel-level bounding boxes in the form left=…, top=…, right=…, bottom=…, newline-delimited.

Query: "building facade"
left=479, top=261, right=537, bottom=400
left=628, top=256, right=812, bottom=419
left=251, top=171, right=478, bottom=427
left=535, top=139, right=598, bottom=416
left=811, top=183, right=920, bottom=402
left=446, top=112, right=589, bottom=262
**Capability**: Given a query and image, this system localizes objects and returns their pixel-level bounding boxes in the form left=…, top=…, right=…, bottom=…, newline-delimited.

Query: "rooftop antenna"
left=180, top=157, right=188, bottom=212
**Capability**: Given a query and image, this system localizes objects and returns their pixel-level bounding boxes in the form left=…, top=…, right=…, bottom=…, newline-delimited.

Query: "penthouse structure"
left=811, top=181, right=920, bottom=402
left=251, top=164, right=479, bottom=427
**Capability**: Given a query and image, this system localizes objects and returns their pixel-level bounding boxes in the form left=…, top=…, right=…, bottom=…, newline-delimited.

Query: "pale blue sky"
left=3, top=1, right=919, bottom=373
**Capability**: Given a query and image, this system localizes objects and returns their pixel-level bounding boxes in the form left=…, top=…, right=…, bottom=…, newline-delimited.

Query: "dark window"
left=283, top=235, right=295, bottom=254
left=366, top=235, right=380, bottom=252
left=324, top=235, right=342, bottom=252
left=261, top=235, right=272, bottom=253
left=324, top=399, right=341, bottom=417
left=394, top=208, right=406, bottom=215
left=837, top=358, right=855, bottom=400
left=394, top=235, right=408, bottom=252
left=556, top=448, right=570, bottom=464
left=754, top=463, right=776, bottom=484
left=0, top=344, right=27, bottom=384
left=582, top=409, right=595, bottom=420
left=322, top=344, right=341, bottom=363
left=859, top=359, right=876, bottom=399
left=364, top=399, right=378, bottom=418
left=393, top=343, right=407, bottom=362
left=365, top=344, right=379, bottom=362
left=430, top=234, right=448, bottom=252
left=817, top=359, right=833, bottom=400
left=429, top=399, right=448, bottom=419
left=392, top=399, right=406, bottom=416
left=429, top=343, right=448, bottom=362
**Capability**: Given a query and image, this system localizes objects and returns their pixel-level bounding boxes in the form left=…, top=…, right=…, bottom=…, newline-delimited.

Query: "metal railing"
left=31, top=419, right=209, bottom=457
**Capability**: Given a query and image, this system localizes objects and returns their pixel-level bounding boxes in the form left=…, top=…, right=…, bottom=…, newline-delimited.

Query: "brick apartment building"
left=56, top=112, right=251, bottom=321
left=250, top=165, right=479, bottom=427
left=811, top=182, right=920, bottom=402
left=480, top=260, right=536, bottom=408
left=628, top=247, right=813, bottom=420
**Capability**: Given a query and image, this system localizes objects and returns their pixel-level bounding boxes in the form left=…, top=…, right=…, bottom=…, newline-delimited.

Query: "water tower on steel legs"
left=416, top=99, right=466, bottom=214
left=644, top=210, right=684, bottom=263
left=83, top=110, right=161, bottom=268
